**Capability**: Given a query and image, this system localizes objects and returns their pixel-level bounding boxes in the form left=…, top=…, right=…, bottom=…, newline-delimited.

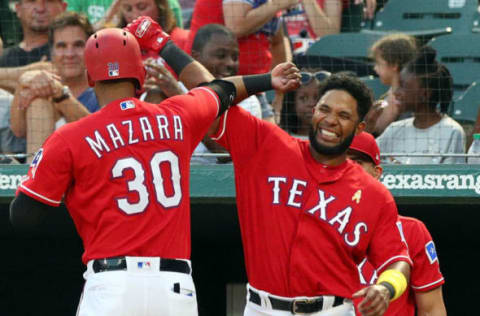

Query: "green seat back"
left=373, top=0, right=478, bottom=33
left=306, top=32, right=384, bottom=63
left=360, top=76, right=389, bottom=100
left=428, top=33, right=480, bottom=88
left=451, top=81, right=480, bottom=123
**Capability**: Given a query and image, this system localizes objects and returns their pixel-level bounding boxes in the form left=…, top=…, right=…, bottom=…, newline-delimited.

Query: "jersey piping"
left=376, top=255, right=413, bottom=272
left=411, top=277, right=445, bottom=290
left=211, top=109, right=229, bottom=141
left=19, top=183, right=62, bottom=206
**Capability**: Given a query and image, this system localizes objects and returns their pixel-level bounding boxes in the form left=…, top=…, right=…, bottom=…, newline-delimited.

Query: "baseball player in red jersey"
left=348, top=132, right=447, bottom=316
left=210, top=74, right=412, bottom=316
left=9, top=16, right=300, bottom=316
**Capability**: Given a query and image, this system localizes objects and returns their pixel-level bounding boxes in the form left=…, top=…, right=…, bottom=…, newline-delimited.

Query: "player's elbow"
left=9, top=193, right=49, bottom=230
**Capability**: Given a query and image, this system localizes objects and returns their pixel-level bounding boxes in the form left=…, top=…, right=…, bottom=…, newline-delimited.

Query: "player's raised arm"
left=124, top=16, right=213, bottom=88
left=124, top=16, right=300, bottom=106
left=223, top=61, right=300, bottom=104
left=353, top=261, right=411, bottom=316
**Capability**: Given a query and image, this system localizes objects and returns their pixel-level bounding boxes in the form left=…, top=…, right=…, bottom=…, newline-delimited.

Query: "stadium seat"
left=359, top=76, right=389, bottom=100
left=305, top=32, right=381, bottom=76
left=450, top=81, right=480, bottom=124
left=306, top=32, right=383, bottom=63
left=372, top=0, right=478, bottom=34
left=428, top=33, right=480, bottom=89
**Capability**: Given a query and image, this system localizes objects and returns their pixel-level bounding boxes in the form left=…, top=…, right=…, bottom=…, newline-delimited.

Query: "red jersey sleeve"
left=18, top=132, right=72, bottom=206
left=405, top=219, right=445, bottom=292
left=164, top=87, right=220, bottom=152
left=211, top=106, right=272, bottom=166
left=366, top=200, right=412, bottom=271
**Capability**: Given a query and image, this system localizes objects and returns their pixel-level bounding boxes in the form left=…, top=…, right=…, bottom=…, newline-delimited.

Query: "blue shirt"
left=78, top=88, right=100, bottom=113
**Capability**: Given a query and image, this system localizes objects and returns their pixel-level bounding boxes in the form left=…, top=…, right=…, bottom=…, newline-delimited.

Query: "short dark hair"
left=404, top=45, right=453, bottom=113
left=317, top=74, right=373, bottom=121
left=49, top=11, right=93, bottom=46
left=192, top=24, right=236, bottom=53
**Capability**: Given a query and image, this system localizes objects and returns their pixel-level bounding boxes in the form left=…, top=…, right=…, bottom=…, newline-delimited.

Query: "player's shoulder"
left=399, top=215, right=429, bottom=231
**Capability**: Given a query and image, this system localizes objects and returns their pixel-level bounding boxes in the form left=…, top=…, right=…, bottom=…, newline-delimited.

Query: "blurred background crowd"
left=1, top=0, right=480, bottom=165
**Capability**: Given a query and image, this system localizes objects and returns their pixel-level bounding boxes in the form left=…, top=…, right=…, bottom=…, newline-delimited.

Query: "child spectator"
left=280, top=70, right=330, bottom=139
left=377, top=46, right=466, bottom=164
left=364, top=33, right=417, bottom=137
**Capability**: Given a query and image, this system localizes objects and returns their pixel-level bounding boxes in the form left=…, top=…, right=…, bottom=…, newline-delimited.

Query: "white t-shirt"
left=376, top=115, right=466, bottom=164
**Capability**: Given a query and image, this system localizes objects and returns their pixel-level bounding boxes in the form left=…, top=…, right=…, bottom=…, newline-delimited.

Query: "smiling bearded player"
left=210, top=74, right=413, bottom=316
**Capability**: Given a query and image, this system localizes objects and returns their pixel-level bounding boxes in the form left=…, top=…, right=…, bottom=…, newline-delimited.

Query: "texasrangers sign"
left=381, top=173, right=480, bottom=194
left=380, top=164, right=480, bottom=198
left=0, top=164, right=480, bottom=199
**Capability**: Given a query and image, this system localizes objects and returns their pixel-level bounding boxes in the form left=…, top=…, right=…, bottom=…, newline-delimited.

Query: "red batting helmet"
left=84, top=28, right=145, bottom=89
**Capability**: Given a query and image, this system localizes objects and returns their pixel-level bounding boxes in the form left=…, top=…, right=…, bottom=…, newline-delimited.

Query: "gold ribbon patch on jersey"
left=352, top=190, right=362, bottom=204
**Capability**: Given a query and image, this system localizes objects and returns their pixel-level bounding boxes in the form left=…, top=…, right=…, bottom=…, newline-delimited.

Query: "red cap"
left=349, top=132, right=381, bottom=165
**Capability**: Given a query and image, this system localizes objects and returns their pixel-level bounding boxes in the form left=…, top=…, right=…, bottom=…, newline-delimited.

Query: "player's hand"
left=144, top=58, right=184, bottom=97
left=124, top=16, right=171, bottom=53
left=271, top=62, right=300, bottom=92
left=352, top=284, right=390, bottom=316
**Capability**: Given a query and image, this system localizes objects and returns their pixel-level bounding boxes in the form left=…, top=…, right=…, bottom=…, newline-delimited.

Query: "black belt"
left=249, top=289, right=344, bottom=314
left=92, top=256, right=191, bottom=274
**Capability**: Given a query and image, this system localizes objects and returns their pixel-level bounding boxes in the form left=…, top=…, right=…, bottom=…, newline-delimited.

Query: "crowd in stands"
left=0, top=0, right=479, bottom=165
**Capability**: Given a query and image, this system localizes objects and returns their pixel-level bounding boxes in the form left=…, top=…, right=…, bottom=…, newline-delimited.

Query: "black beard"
left=308, top=126, right=356, bottom=156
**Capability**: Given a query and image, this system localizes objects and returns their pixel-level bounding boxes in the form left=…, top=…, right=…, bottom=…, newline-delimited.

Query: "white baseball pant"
left=76, top=257, right=197, bottom=316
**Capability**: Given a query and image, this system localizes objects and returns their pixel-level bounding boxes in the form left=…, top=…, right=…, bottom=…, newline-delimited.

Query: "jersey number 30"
left=111, top=151, right=181, bottom=214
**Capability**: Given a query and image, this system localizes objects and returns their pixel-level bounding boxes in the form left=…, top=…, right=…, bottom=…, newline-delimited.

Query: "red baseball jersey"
left=186, top=0, right=278, bottom=75
left=212, top=107, right=411, bottom=298
left=355, top=216, right=444, bottom=316
left=18, top=88, right=219, bottom=264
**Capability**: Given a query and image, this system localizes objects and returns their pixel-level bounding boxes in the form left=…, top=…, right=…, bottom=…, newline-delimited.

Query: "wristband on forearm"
left=160, top=41, right=194, bottom=76
left=376, top=269, right=408, bottom=301
left=243, top=74, right=272, bottom=96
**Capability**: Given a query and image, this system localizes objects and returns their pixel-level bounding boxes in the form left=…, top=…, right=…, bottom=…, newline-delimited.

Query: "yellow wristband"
left=376, top=269, right=407, bottom=301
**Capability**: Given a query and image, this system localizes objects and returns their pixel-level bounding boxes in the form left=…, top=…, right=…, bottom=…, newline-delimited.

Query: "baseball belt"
left=248, top=288, right=344, bottom=314
left=92, top=256, right=191, bottom=274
